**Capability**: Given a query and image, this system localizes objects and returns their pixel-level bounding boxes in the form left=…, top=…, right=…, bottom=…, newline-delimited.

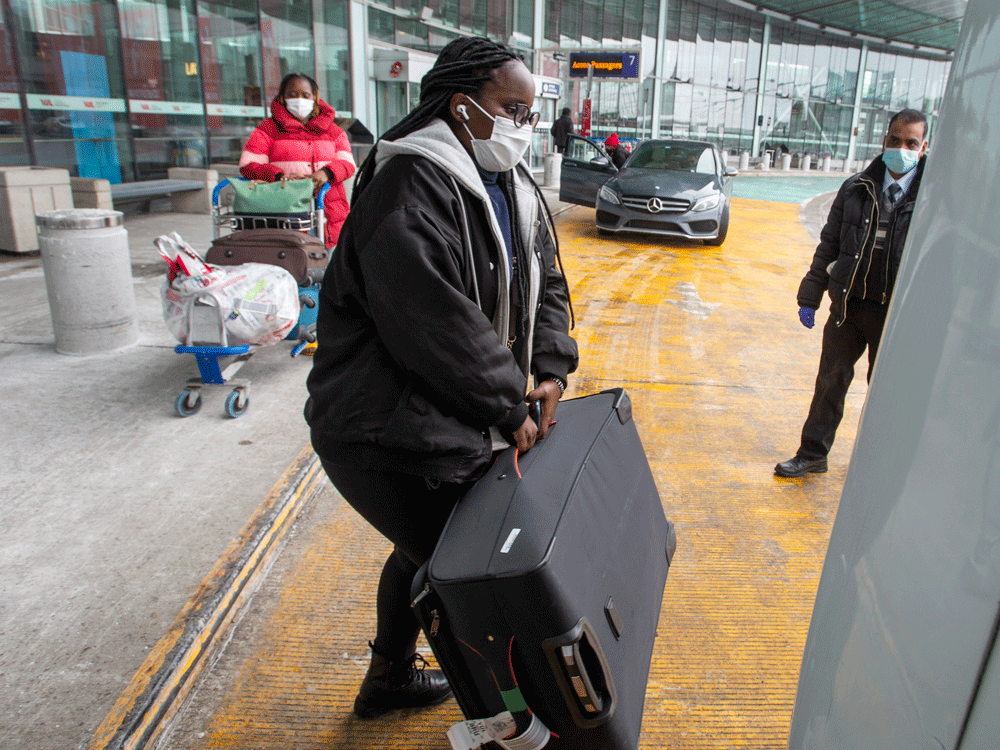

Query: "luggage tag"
left=447, top=709, right=551, bottom=750
left=446, top=711, right=516, bottom=750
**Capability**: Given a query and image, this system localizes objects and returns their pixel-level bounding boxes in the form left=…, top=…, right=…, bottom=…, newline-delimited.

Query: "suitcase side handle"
left=542, top=617, right=617, bottom=729
left=599, top=387, right=633, bottom=424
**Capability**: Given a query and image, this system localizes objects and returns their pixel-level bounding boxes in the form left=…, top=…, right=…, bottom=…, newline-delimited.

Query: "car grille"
left=621, top=195, right=690, bottom=214
left=628, top=219, right=683, bottom=232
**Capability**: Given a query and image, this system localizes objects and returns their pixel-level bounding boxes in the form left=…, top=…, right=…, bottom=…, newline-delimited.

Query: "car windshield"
left=628, top=144, right=717, bottom=174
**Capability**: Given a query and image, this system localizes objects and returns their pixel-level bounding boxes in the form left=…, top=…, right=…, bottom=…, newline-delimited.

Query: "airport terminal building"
left=0, top=0, right=958, bottom=183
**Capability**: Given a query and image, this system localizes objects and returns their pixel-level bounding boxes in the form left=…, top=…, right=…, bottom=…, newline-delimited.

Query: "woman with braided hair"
left=304, top=37, right=578, bottom=718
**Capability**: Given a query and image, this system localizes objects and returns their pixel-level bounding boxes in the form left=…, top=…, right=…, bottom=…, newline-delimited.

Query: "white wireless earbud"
left=457, top=104, right=469, bottom=121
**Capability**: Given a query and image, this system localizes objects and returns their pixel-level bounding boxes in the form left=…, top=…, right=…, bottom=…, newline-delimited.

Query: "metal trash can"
left=36, top=209, right=138, bottom=355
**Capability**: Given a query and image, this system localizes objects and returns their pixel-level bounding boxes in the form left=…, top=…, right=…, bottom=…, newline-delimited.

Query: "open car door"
left=559, top=134, right=618, bottom=207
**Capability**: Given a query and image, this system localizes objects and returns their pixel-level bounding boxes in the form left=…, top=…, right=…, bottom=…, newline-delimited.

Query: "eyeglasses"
left=511, top=103, right=541, bottom=129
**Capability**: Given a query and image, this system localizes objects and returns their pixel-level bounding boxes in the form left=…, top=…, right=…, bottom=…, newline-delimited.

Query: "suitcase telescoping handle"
left=542, top=617, right=617, bottom=729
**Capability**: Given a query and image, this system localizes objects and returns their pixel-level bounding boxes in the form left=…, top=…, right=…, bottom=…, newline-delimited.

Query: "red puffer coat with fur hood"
left=239, top=98, right=356, bottom=247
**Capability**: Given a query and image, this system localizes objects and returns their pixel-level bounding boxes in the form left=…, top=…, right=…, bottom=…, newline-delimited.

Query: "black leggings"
left=321, top=460, right=475, bottom=662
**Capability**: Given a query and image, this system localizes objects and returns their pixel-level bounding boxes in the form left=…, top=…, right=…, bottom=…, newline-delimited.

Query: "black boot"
left=353, top=643, right=452, bottom=719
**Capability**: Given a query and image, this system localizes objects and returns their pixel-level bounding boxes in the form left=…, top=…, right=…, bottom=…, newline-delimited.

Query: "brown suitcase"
left=206, top=229, right=329, bottom=286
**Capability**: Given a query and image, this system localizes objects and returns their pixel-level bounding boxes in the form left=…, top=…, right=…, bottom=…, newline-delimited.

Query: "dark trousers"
left=320, top=459, right=474, bottom=662
left=798, top=298, right=889, bottom=459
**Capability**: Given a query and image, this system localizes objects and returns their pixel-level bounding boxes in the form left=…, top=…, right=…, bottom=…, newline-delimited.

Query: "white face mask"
left=285, top=97, right=314, bottom=120
left=461, top=97, right=533, bottom=172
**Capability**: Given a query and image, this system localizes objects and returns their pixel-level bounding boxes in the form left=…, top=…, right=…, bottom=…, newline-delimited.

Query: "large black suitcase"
left=411, top=388, right=676, bottom=750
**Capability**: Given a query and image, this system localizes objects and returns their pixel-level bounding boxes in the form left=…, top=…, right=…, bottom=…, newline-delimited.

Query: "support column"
left=532, top=0, right=545, bottom=75
left=846, top=41, right=868, bottom=169
left=348, top=0, right=372, bottom=130
left=650, top=0, right=669, bottom=139
left=751, top=16, right=771, bottom=158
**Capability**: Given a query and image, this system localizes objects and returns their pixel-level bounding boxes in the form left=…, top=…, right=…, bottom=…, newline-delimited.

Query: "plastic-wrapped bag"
left=156, top=232, right=299, bottom=347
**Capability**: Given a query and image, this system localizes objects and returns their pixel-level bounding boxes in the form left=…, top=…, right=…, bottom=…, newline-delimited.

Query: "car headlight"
left=692, top=193, right=722, bottom=212
left=599, top=184, right=621, bottom=206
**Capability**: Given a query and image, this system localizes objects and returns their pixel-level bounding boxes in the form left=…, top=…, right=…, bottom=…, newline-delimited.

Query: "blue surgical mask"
left=882, top=147, right=922, bottom=175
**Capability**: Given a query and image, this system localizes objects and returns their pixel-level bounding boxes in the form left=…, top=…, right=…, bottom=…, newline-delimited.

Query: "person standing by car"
left=550, top=107, right=574, bottom=152
left=604, top=132, right=629, bottom=169
left=239, top=72, right=355, bottom=247
left=775, top=109, right=928, bottom=478
left=304, top=37, right=578, bottom=719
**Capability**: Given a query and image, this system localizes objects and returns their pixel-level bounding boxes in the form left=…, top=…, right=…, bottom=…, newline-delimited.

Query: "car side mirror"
left=591, top=155, right=612, bottom=167
left=725, top=167, right=739, bottom=177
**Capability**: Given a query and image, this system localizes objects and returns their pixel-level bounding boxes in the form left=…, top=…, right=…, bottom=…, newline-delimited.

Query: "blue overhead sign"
left=569, top=52, right=640, bottom=79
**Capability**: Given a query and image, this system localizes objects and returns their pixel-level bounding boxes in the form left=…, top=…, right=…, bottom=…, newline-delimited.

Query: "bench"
left=73, top=168, right=219, bottom=214
left=110, top=179, right=203, bottom=206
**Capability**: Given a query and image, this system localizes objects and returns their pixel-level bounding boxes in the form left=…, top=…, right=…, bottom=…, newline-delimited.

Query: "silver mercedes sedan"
left=558, top=136, right=738, bottom=245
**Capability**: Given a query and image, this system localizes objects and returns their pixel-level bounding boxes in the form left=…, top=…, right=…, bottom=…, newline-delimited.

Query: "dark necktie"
left=888, top=183, right=903, bottom=203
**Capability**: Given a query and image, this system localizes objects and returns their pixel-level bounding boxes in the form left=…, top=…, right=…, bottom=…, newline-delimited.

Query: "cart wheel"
left=176, top=390, right=202, bottom=417
left=225, top=389, right=250, bottom=418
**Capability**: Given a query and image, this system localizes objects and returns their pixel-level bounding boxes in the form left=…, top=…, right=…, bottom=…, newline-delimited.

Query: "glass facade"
left=0, top=0, right=951, bottom=182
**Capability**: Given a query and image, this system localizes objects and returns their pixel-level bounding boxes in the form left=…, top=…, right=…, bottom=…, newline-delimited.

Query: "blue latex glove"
left=798, top=307, right=815, bottom=329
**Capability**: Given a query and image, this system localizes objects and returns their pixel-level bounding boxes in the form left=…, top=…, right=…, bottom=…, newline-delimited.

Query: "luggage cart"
left=172, top=179, right=331, bottom=418
left=173, top=287, right=257, bottom=419
left=211, top=178, right=329, bottom=357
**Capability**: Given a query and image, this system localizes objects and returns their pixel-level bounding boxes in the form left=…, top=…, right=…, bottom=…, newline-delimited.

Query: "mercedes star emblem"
left=647, top=197, right=663, bottom=213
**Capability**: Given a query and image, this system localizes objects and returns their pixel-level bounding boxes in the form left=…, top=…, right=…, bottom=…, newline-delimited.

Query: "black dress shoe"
left=354, top=646, right=452, bottom=719
left=774, top=455, right=828, bottom=477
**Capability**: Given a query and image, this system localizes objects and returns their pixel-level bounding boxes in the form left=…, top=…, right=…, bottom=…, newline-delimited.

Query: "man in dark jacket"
left=775, top=109, right=928, bottom=478
left=550, top=107, right=574, bottom=152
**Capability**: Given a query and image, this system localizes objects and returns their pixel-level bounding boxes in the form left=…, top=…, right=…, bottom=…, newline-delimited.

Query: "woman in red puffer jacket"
left=239, top=73, right=356, bottom=247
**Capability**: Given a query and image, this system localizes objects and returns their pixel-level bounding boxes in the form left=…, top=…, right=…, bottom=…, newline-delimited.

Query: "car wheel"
left=705, top=203, right=729, bottom=246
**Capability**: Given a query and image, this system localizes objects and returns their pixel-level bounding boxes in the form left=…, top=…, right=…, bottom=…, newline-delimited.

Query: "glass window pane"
left=764, top=23, right=781, bottom=94
left=543, top=0, right=560, bottom=46
left=694, top=3, right=713, bottom=87
left=319, top=0, right=350, bottom=113
left=746, top=18, right=762, bottom=92
left=120, top=0, right=206, bottom=179
left=368, top=6, right=394, bottom=43
left=602, top=0, right=623, bottom=46
left=259, top=0, right=313, bottom=100
left=623, top=0, right=640, bottom=46
left=712, top=10, right=732, bottom=90
left=0, top=10, right=28, bottom=165
left=891, top=54, right=913, bottom=110
left=676, top=1, right=697, bottom=84
left=811, top=43, right=830, bottom=101
left=11, top=0, right=131, bottom=181
left=580, top=0, right=599, bottom=46
left=843, top=46, right=860, bottom=101
left=198, top=0, right=262, bottom=107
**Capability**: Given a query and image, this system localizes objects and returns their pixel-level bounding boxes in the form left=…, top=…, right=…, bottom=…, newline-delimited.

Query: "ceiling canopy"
left=736, top=0, right=967, bottom=53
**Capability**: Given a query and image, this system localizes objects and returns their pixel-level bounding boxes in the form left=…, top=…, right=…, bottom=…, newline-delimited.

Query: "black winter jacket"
left=798, top=154, right=925, bottom=325
left=305, top=119, right=578, bottom=482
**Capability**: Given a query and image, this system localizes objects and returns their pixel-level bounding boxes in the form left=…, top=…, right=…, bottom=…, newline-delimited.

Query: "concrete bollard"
left=739, top=152, right=750, bottom=171
left=36, top=209, right=138, bottom=356
left=801, top=155, right=812, bottom=171
left=780, top=153, right=792, bottom=170
left=822, top=155, right=832, bottom=172
left=544, top=153, right=562, bottom=188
